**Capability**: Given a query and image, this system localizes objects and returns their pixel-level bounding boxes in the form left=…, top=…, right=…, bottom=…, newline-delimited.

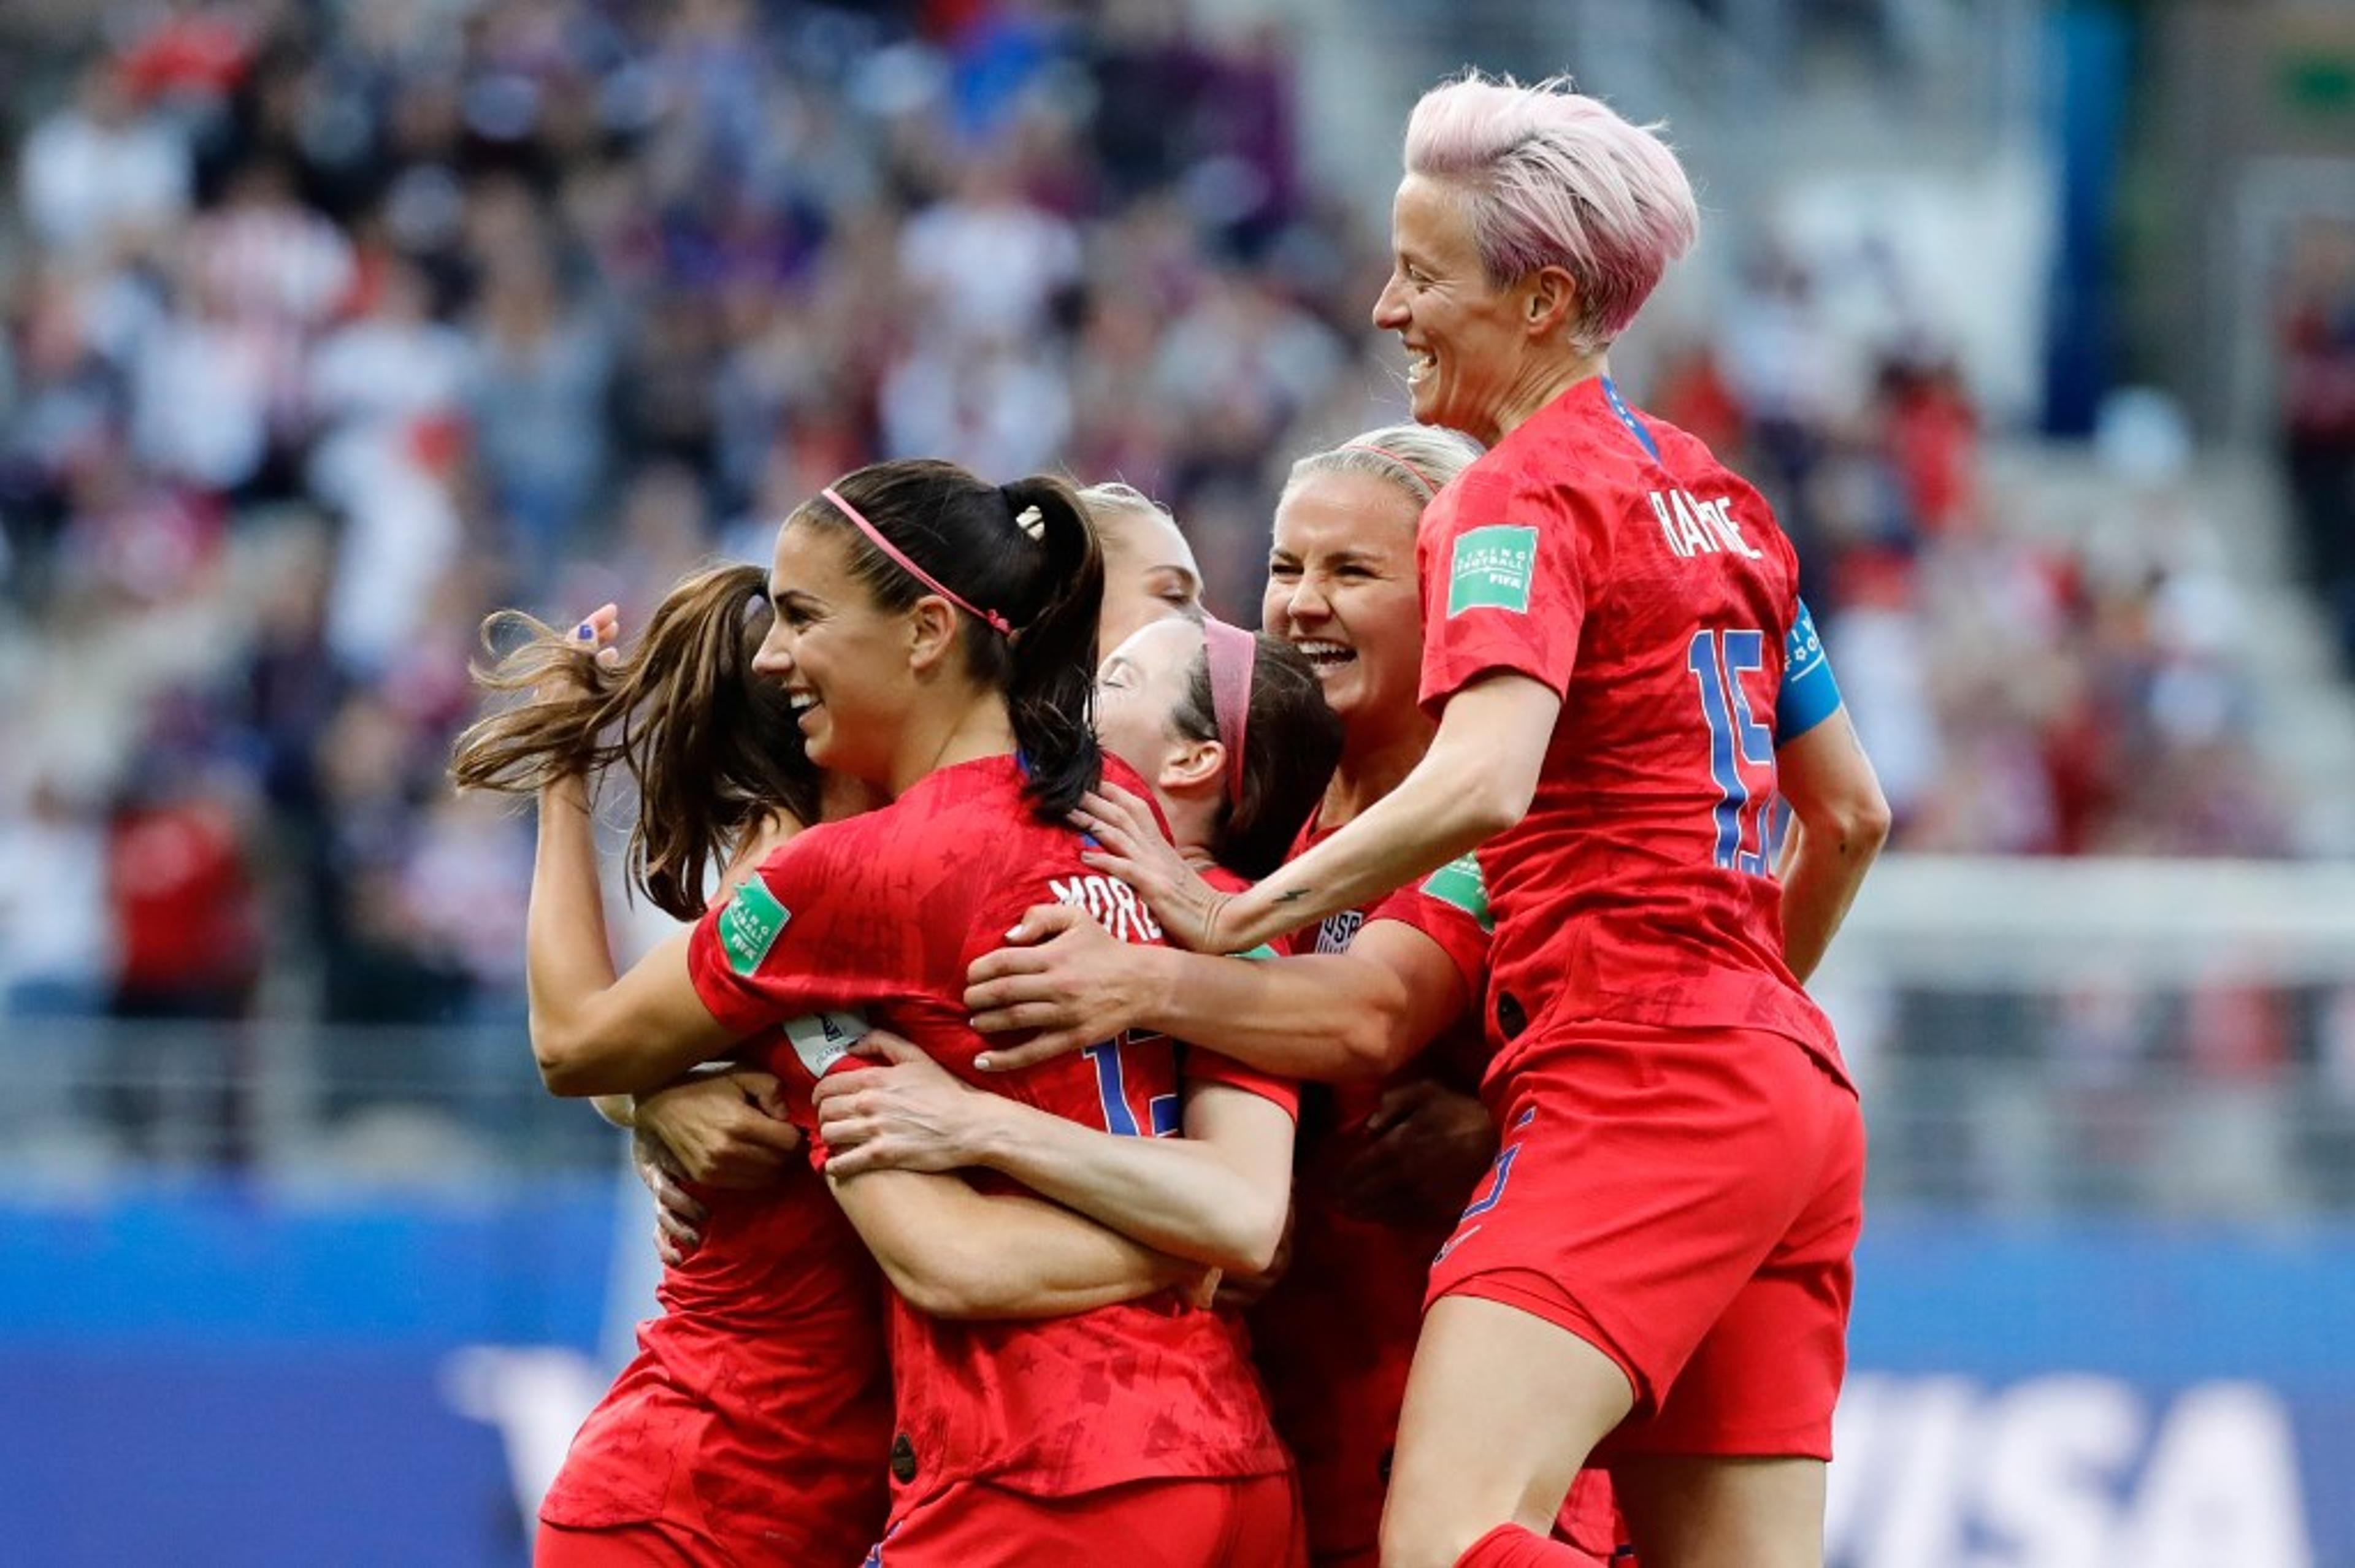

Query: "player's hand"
left=630, top=1130, right=708, bottom=1266
left=633, top=1070, right=803, bottom=1189
left=814, top=1031, right=1005, bottom=1179
left=538, top=602, right=623, bottom=701
left=1211, top=1204, right=1293, bottom=1310
left=1072, top=782, right=1234, bottom=954
left=965, top=904, right=1150, bottom=1073
left=1335, top=1079, right=1498, bottom=1230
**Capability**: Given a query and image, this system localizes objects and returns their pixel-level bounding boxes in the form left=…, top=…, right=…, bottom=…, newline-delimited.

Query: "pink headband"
left=821, top=485, right=1013, bottom=637
left=1344, top=443, right=1441, bottom=498
left=1201, top=616, right=1255, bottom=811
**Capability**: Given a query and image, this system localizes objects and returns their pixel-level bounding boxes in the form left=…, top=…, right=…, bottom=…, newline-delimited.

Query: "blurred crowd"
left=1651, top=237, right=2291, bottom=863
left=2283, top=216, right=2355, bottom=678
left=0, top=0, right=2302, bottom=1085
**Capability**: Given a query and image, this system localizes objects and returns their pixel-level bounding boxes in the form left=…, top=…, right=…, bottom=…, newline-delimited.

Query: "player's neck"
left=1322, top=717, right=1433, bottom=828
left=1490, top=348, right=1609, bottom=443
left=1160, top=792, right=1222, bottom=873
left=818, top=773, right=887, bottom=823
left=890, top=699, right=1018, bottom=797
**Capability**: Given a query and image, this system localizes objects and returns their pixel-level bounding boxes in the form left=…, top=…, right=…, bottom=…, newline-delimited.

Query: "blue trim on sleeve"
left=1777, top=599, right=1842, bottom=742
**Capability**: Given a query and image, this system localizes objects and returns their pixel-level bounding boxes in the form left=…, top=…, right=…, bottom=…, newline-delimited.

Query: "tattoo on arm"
left=1271, top=886, right=1312, bottom=907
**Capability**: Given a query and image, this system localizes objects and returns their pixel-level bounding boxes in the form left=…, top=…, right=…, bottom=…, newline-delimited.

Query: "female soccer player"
left=1066, top=77, right=1891, bottom=1568
left=1081, top=480, right=1207, bottom=652
left=956, top=426, right=1626, bottom=1567
left=506, top=460, right=1303, bottom=1565
left=810, top=608, right=1344, bottom=1256
left=454, top=563, right=1213, bottom=1567
left=622, top=479, right=1204, bottom=1266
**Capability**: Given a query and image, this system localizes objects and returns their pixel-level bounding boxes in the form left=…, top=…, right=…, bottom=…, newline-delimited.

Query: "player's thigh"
left=1610, top=1455, right=1825, bottom=1568
left=1379, top=1295, right=1635, bottom=1568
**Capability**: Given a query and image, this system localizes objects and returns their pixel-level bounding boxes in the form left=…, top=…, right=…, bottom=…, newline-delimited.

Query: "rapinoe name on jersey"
left=1651, top=488, right=1764, bottom=561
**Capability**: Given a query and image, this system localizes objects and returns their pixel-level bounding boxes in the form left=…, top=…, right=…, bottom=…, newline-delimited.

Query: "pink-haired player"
left=1073, top=74, right=1888, bottom=1568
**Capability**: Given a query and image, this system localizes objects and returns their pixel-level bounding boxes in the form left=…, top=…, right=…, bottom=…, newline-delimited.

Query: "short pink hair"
left=1404, top=72, right=1699, bottom=356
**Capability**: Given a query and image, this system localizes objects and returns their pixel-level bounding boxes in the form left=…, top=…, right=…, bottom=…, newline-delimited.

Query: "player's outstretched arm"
left=1085, top=672, right=1558, bottom=954
left=827, top=1165, right=1206, bottom=1321
left=818, top=1036, right=1295, bottom=1276
left=527, top=771, right=740, bottom=1095
left=1776, top=705, right=1890, bottom=982
left=965, top=909, right=1467, bottom=1083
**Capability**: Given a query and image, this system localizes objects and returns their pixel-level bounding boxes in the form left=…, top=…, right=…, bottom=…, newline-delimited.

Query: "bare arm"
left=526, top=774, right=739, bottom=1094
left=964, top=909, right=1469, bottom=1082
left=827, top=1166, right=1205, bottom=1320
left=586, top=808, right=810, bottom=1133
left=817, top=1036, right=1295, bottom=1275
left=1084, top=673, right=1560, bottom=955
left=1775, top=706, right=1890, bottom=982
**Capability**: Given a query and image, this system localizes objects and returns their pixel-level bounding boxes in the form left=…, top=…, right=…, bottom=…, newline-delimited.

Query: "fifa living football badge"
left=1447, top=526, right=1537, bottom=616
left=1421, top=854, right=1495, bottom=933
left=719, top=878, right=791, bottom=976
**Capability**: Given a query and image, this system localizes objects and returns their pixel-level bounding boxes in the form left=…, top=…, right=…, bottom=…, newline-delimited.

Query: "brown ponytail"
left=449, top=563, right=821, bottom=920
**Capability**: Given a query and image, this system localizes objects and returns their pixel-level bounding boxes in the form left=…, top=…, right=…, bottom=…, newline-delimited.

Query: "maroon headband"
left=822, top=485, right=1013, bottom=637
left=1201, top=616, right=1255, bottom=810
left=1345, top=442, right=1441, bottom=498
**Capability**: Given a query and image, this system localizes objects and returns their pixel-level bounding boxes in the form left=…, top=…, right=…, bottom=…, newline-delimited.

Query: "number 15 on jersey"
left=1686, top=628, right=1776, bottom=876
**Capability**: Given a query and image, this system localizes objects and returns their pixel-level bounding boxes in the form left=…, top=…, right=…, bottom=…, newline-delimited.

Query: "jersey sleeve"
left=686, top=824, right=906, bottom=1039
left=1182, top=1046, right=1301, bottom=1121
left=1366, top=851, right=1493, bottom=998
left=1417, top=461, right=1591, bottom=714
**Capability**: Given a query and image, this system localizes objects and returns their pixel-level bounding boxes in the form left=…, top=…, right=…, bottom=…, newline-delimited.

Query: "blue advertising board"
left=2, top=1183, right=2348, bottom=1567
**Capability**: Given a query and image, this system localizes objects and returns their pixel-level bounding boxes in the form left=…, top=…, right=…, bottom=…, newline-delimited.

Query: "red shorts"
left=537, top=1517, right=711, bottom=1568
left=1554, top=1468, right=1626, bottom=1562
left=1427, top=1020, right=1864, bottom=1459
left=871, top=1471, right=1306, bottom=1567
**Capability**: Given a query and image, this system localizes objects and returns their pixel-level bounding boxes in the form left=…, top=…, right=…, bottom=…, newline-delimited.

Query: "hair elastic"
left=821, top=485, right=1013, bottom=637
left=1201, top=616, right=1256, bottom=810
left=1344, top=442, right=1443, bottom=498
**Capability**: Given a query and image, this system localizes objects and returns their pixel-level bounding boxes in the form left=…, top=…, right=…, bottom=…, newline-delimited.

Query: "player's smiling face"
left=1264, top=469, right=1423, bottom=730
left=1373, top=174, right=1534, bottom=445
left=753, top=518, right=914, bottom=788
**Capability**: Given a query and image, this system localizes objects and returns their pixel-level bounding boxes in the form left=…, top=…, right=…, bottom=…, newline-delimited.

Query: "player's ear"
left=1523, top=264, right=1577, bottom=339
left=906, top=595, right=961, bottom=675
left=1160, top=737, right=1225, bottom=800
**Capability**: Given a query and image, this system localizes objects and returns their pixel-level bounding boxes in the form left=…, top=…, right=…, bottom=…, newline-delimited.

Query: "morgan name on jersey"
left=1049, top=872, right=1164, bottom=945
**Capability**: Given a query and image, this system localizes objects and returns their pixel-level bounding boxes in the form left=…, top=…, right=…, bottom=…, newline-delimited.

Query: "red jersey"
left=1415, top=375, right=1843, bottom=1086
left=539, top=1162, right=892, bottom=1561
left=686, top=754, right=1292, bottom=1502
left=1249, top=809, right=1495, bottom=1557
left=1189, top=863, right=1307, bottom=1117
